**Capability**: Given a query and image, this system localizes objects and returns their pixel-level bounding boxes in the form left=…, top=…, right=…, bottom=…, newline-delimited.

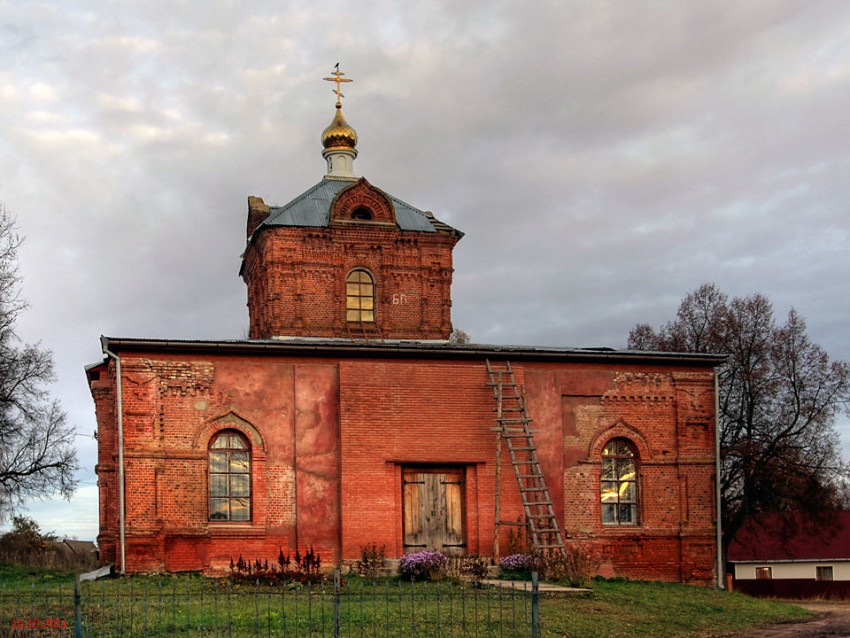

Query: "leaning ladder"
left=486, top=360, right=566, bottom=559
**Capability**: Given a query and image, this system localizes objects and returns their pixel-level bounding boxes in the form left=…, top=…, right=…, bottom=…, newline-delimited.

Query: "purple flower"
left=398, top=551, right=449, bottom=581
left=499, top=554, right=535, bottom=573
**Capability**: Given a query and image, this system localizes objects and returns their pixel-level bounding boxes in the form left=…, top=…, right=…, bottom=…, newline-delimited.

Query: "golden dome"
left=321, top=105, right=358, bottom=150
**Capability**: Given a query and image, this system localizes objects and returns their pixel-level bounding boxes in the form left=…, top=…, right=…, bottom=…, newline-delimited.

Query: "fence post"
left=333, top=569, right=341, bottom=638
left=531, top=571, right=540, bottom=638
left=74, top=575, right=83, bottom=638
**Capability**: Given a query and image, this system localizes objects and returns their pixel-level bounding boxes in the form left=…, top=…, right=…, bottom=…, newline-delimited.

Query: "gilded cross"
left=323, top=63, right=353, bottom=107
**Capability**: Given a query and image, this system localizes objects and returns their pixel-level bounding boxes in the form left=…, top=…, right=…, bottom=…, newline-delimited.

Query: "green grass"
left=0, top=567, right=811, bottom=638
left=540, top=578, right=811, bottom=637
left=0, top=562, right=76, bottom=586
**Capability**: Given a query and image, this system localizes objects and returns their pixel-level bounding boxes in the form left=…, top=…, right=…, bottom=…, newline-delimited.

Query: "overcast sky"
left=1, top=1, right=848, bottom=540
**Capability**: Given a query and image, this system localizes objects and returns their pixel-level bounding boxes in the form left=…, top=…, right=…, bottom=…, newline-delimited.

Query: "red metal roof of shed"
left=727, top=511, right=850, bottom=562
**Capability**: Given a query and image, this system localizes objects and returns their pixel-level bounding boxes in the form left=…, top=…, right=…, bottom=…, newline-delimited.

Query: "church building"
left=87, top=69, right=724, bottom=585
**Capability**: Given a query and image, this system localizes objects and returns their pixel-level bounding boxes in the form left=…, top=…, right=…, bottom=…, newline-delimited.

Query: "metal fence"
left=1, top=571, right=541, bottom=637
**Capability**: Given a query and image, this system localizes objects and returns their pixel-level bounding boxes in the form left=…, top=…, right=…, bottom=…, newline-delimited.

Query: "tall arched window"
left=209, top=430, right=251, bottom=521
left=601, top=438, right=638, bottom=525
left=346, top=269, right=375, bottom=322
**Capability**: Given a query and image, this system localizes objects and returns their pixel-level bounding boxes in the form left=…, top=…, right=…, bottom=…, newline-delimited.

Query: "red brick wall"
left=92, top=353, right=340, bottom=572
left=338, top=359, right=717, bottom=585
left=91, top=349, right=717, bottom=584
left=525, top=366, right=717, bottom=583
left=241, top=225, right=458, bottom=340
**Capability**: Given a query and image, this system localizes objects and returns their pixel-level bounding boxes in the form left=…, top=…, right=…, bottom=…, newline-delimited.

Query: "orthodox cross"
left=323, top=63, right=353, bottom=107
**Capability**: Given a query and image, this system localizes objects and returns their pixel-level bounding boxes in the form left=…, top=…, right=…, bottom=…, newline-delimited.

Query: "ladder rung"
left=486, top=359, right=564, bottom=557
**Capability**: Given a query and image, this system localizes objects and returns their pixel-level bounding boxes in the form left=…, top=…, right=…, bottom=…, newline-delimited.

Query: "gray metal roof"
left=97, top=335, right=727, bottom=368
left=262, top=178, right=450, bottom=234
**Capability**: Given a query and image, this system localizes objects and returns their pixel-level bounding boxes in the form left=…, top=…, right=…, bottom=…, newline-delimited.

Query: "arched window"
left=601, top=438, right=638, bottom=525
left=346, top=269, right=375, bottom=322
left=209, top=430, right=251, bottom=521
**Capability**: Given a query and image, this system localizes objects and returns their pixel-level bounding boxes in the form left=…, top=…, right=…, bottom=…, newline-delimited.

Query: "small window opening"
left=755, top=566, right=772, bottom=580
left=817, top=565, right=834, bottom=581
left=351, top=207, right=373, bottom=221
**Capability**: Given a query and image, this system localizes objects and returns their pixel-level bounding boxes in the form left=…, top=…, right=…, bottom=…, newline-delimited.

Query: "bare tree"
left=629, top=283, right=850, bottom=547
left=449, top=328, right=471, bottom=344
left=0, top=205, right=78, bottom=519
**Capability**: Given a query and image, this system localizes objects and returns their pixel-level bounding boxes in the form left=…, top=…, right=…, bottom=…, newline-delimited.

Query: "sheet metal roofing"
left=97, top=336, right=726, bottom=367
left=262, top=178, right=447, bottom=233
left=728, top=511, right=850, bottom=562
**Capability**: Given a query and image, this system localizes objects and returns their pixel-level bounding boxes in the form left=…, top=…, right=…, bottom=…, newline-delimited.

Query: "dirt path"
left=722, top=602, right=850, bottom=637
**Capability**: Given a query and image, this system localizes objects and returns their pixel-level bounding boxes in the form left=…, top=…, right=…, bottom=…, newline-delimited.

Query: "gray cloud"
left=2, top=0, right=849, bottom=537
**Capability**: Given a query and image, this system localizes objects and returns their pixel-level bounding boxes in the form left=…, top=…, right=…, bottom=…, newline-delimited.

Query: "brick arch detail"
left=587, top=421, right=652, bottom=461
left=346, top=265, right=376, bottom=281
left=331, top=178, right=396, bottom=225
left=194, top=411, right=266, bottom=456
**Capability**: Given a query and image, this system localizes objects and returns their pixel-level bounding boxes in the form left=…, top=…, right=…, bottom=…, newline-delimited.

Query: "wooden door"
left=402, top=468, right=465, bottom=555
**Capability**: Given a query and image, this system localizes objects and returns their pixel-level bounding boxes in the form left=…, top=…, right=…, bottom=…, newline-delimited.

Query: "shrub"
left=498, top=546, right=599, bottom=586
left=0, top=516, right=98, bottom=571
left=356, top=543, right=386, bottom=579
left=506, top=522, right=527, bottom=555
left=229, top=545, right=323, bottom=585
left=398, top=551, right=449, bottom=581
left=562, top=542, right=600, bottom=588
left=498, top=553, right=536, bottom=579
left=447, top=556, right=489, bottom=585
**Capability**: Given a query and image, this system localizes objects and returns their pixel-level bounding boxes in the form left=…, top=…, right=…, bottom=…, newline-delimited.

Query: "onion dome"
left=321, top=105, right=358, bottom=150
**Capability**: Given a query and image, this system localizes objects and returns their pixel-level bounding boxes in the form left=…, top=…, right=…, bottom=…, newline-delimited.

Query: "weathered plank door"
left=402, top=468, right=465, bottom=555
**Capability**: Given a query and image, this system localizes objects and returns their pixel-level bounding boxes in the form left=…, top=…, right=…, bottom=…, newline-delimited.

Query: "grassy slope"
left=541, top=579, right=811, bottom=638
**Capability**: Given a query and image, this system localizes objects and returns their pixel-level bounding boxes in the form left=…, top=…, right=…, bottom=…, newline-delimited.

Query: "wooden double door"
left=402, top=467, right=466, bottom=556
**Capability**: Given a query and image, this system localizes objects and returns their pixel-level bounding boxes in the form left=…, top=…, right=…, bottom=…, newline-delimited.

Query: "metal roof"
left=728, top=511, right=850, bottom=562
left=97, top=336, right=726, bottom=368
left=262, top=178, right=451, bottom=234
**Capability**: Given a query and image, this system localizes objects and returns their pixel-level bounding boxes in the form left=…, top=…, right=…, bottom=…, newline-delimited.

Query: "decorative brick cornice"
left=153, top=360, right=214, bottom=398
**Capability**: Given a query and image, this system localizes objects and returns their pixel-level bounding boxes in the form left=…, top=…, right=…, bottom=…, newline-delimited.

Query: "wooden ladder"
left=486, top=360, right=566, bottom=559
